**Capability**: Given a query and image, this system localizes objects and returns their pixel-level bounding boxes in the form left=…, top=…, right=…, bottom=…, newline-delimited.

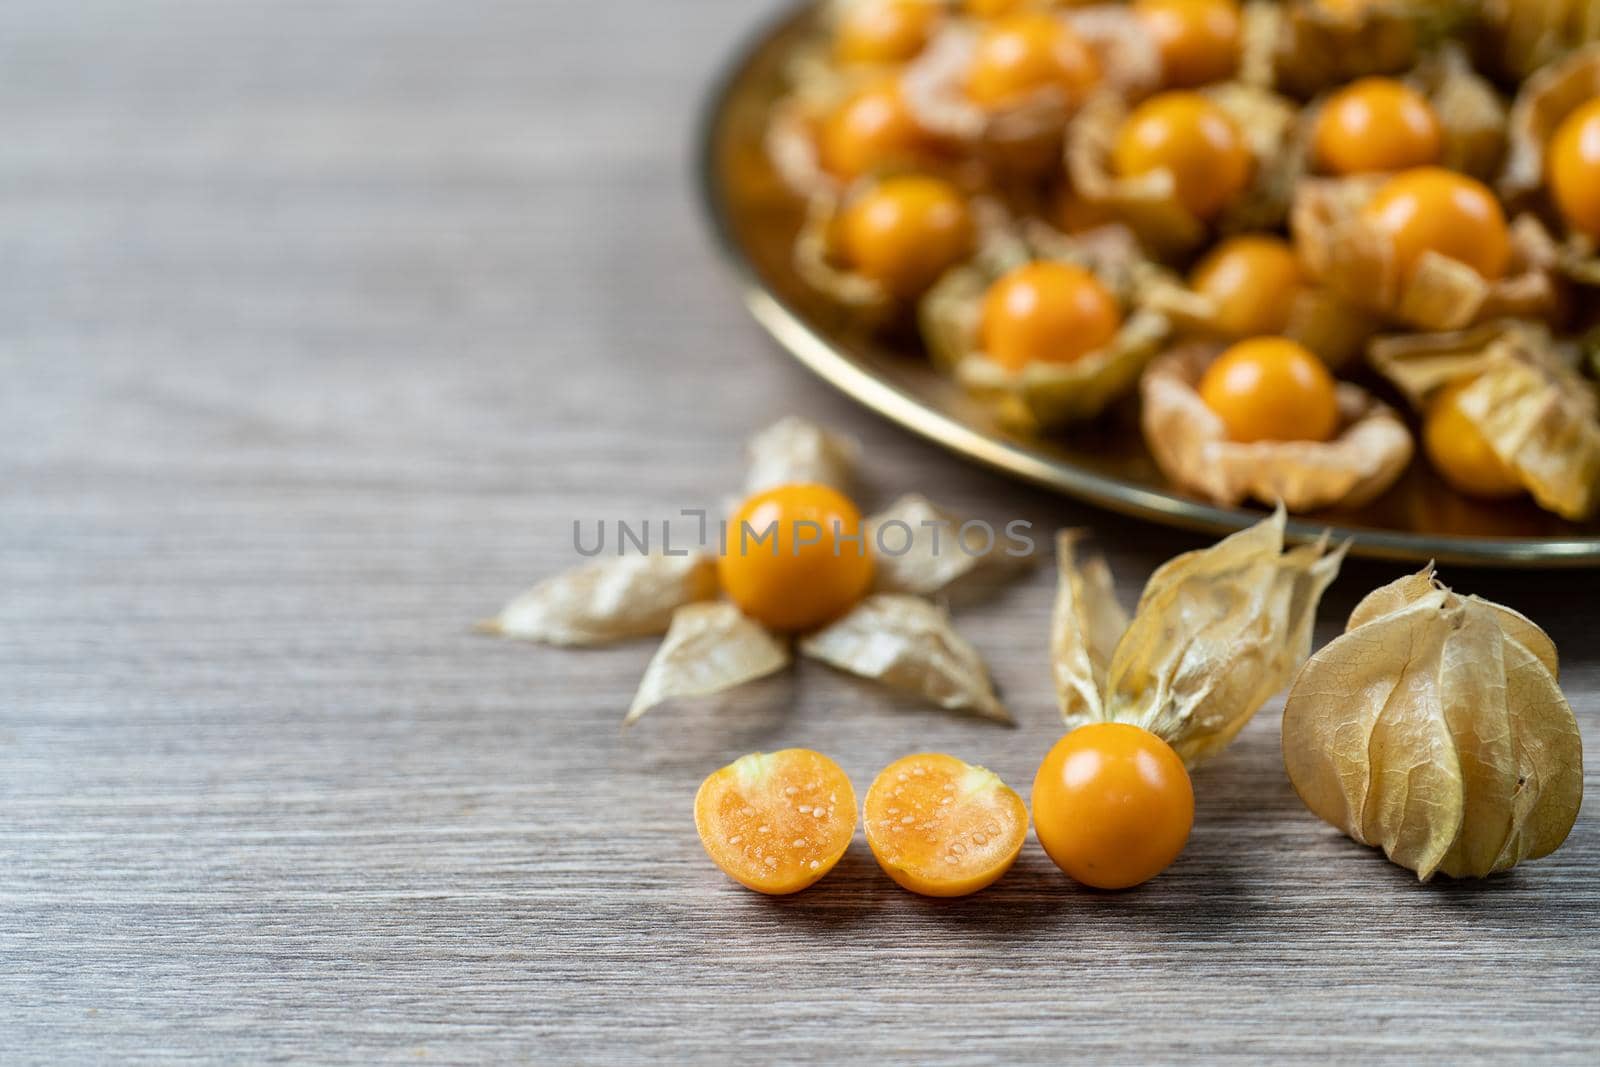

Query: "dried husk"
left=798, top=593, right=1010, bottom=722
left=1065, top=83, right=1299, bottom=258
left=1292, top=177, right=1559, bottom=332
left=625, top=603, right=792, bottom=724
left=793, top=191, right=897, bottom=321
left=1140, top=344, right=1413, bottom=511
left=1240, top=0, right=1474, bottom=99
left=917, top=215, right=1169, bottom=430
left=1053, top=509, right=1347, bottom=767
left=1282, top=567, right=1583, bottom=879
left=1406, top=43, right=1508, bottom=182
left=481, top=553, right=719, bottom=647
left=866, top=493, right=1039, bottom=598
left=743, top=415, right=859, bottom=496
left=1369, top=321, right=1600, bottom=520
left=1480, top=0, right=1600, bottom=82
left=1501, top=44, right=1600, bottom=282
left=1136, top=266, right=1380, bottom=370
left=901, top=11, right=1160, bottom=181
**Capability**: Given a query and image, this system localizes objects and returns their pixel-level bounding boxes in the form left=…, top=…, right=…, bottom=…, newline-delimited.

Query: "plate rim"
left=693, top=2, right=1600, bottom=568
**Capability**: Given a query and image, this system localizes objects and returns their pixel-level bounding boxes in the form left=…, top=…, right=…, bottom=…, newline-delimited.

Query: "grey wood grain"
left=1, top=1, right=1597, bottom=1063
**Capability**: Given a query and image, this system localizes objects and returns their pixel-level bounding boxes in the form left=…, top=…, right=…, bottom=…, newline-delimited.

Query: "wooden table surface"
left=3, top=1, right=1598, bottom=1062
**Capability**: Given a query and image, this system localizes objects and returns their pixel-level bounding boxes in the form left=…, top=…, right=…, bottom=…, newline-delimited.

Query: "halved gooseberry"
left=694, top=749, right=858, bottom=895
left=864, top=753, right=1028, bottom=897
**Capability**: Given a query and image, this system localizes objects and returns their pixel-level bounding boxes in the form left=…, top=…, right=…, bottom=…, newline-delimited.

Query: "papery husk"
left=743, top=415, right=860, bottom=496
left=1052, top=509, right=1346, bottom=767
left=625, top=602, right=791, bottom=724
left=1140, top=344, right=1413, bottom=511
left=1240, top=0, right=1473, bottom=98
left=902, top=11, right=1160, bottom=180
left=1501, top=44, right=1600, bottom=282
left=793, top=192, right=896, bottom=320
left=1408, top=43, right=1508, bottom=182
left=1368, top=321, right=1600, bottom=520
left=1292, top=177, right=1559, bottom=331
left=1282, top=567, right=1583, bottom=879
left=766, top=94, right=843, bottom=203
left=918, top=218, right=1170, bottom=429
left=1050, top=530, right=1128, bottom=726
left=481, top=553, right=719, bottom=647
left=798, top=593, right=1010, bottom=722
left=1480, top=0, right=1600, bottom=82
left=1065, top=83, right=1298, bottom=258
left=1136, top=266, right=1380, bottom=369
left=867, top=493, right=1039, bottom=598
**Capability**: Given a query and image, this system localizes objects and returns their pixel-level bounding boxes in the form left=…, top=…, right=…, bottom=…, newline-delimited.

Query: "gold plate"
left=696, top=3, right=1600, bottom=567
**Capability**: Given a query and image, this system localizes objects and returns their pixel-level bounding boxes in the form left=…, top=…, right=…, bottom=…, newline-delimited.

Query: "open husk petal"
left=798, top=593, right=1010, bottom=722
left=918, top=220, right=1170, bottom=430
left=1052, top=509, right=1347, bottom=767
left=1292, top=177, right=1559, bottom=331
left=1408, top=43, right=1508, bottom=182
left=1051, top=530, right=1129, bottom=728
left=1503, top=43, right=1600, bottom=200
left=1066, top=83, right=1299, bottom=257
left=625, top=602, right=791, bottom=724
left=793, top=191, right=896, bottom=319
left=1240, top=0, right=1472, bottom=98
left=902, top=11, right=1158, bottom=180
left=867, top=493, right=1039, bottom=598
left=1481, top=0, right=1600, bottom=82
left=1136, top=266, right=1380, bottom=369
left=1368, top=321, right=1600, bottom=520
left=743, top=415, right=859, bottom=495
left=1140, top=344, right=1413, bottom=511
left=482, top=553, right=720, bottom=647
left=1283, top=568, right=1583, bottom=879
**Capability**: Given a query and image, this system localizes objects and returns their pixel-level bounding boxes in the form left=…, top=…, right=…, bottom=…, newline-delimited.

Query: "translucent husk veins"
left=1368, top=321, right=1600, bottom=520
left=1282, top=566, right=1582, bottom=879
left=1052, top=509, right=1347, bottom=767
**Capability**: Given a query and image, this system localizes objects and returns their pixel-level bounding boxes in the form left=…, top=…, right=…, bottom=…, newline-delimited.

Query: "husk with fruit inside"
left=1501, top=43, right=1600, bottom=284
left=1136, top=263, right=1380, bottom=370
left=505, top=416, right=1029, bottom=724
left=1369, top=321, right=1600, bottom=520
left=1139, top=343, right=1413, bottom=511
left=799, top=594, right=1009, bottom=722
left=1065, top=83, right=1299, bottom=259
left=901, top=10, right=1160, bottom=180
left=1480, top=0, right=1600, bottom=82
left=1240, top=0, right=1475, bottom=99
left=1408, top=43, right=1508, bottom=182
left=1282, top=566, right=1582, bottom=879
left=1291, top=176, right=1559, bottom=332
left=918, top=217, right=1170, bottom=431
left=1052, top=509, right=1346, bottom=767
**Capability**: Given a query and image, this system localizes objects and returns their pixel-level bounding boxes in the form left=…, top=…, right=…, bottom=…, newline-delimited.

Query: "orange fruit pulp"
left=864, top=753, right=1029, bottom=896
left=695, top=749, right=858, bottom=895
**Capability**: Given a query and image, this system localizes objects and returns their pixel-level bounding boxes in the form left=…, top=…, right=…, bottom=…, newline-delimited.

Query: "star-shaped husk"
left=1239, top=0, right=1476, bottom=99
left=1052, top=508, right=1346, bottom=768
left=1480, top=0, right=1600, bottom=82
left=1282, top=566, right=1583, bottom=880
left=1064, top=81, right=1299, bottom=259
left=1291, top=175, right=1559, bottom=333
left=483, top=418, right=1035, bottom=724
left=1367, top=320, right=1600, bottom=520
left=1140, top=342, right=1413, bottom=512
left=1501, top=43, right=1600, bottom=287
left=901, top=8, right=1160, bottom=183
left=918, top=212, right=1170, bottom=432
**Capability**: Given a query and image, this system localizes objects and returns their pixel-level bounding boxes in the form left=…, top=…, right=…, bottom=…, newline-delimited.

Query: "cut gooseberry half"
left=863, top=753, right=1028, bottom=897
left=694, top=749, right=857, bottom=895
